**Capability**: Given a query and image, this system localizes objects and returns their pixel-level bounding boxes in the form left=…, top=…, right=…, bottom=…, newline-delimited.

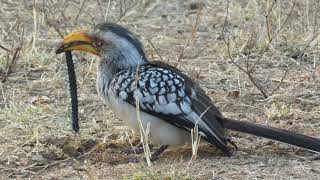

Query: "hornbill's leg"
left=150, top=145, right=169, bottom=161
left=122, top=142, right=155, bottom=155
left=226, top=137, right=238, bottom=149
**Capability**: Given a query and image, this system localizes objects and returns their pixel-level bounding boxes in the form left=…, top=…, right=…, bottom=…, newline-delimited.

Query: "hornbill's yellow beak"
left=56, top=31, right=99, bottom=56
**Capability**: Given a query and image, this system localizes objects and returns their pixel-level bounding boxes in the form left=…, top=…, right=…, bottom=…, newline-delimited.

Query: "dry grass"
left=0, top=0, right=320, bottom=179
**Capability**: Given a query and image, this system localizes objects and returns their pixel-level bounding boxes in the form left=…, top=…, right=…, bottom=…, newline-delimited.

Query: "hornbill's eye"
left=94, top=38, right=103, bottom=48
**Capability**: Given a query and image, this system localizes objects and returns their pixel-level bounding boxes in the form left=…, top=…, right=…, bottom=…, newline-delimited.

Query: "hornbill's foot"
left=128, top=157, right=140, bottom=163
left=121, top=143, right=154, bottom=155
left=150, top=145, right=169, bottom=162
left=226, top=137, right=238, bottom=150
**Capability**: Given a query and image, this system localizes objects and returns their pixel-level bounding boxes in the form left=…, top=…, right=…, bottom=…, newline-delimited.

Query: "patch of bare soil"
left=0, top=0, right=319, bottom=179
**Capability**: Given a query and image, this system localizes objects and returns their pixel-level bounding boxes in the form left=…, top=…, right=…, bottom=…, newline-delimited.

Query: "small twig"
left=176, top=5, right=202, bottom=62
left=296, top=32, right=320, bottom=61
left=97, top=0, right=106, bottom=21
left=248, top=75, right=269, bottom=99
left=0, top=44, right=13, bottom=52
left=222, top=2, right=246, bottom=72
left=269, top=67, right=289, bottom=96
left=7, top=163, right=38, bottom=178
left=119, top=0, right=124, bottom=20
left=46, top=20, right=64, bottom=38
left=147, top=39, right=163, bottom=61
left=264, top=0, right=277, bottom=42
left=245, top=32, right=254, bottom=71
left=74, top=0, right=86, bottom=24
left=32, top=0, right=38, bottom=52
left=271, top=78, right=320, bottom=85
left=0, top=16, right=24, bottom=83
left=313, top=0, right=320, bottom=35
left=117, top=0, right=139, bottom=21
left=33, top=158, right=73, bottom=176
left=42, top=0, right=65, bottom=38
left=105, top=0, right=111, bottom=20
left=2, top=46, right=22, bottom=83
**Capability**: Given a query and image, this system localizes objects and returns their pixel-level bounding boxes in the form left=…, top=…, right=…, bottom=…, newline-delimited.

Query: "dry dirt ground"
left=0, top=0, right=320, bottom=179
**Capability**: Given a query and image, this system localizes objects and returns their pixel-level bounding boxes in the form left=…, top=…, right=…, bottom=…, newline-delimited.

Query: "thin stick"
left=2, top=47, right=22, bottom=83
left=0, top=44, right=13, bottom=52
left=74, top=0, right=86, bottom=24
left=264, top=0, right=277, bottom=42
left=32, top=0, right=38, bottom=52
left=147, top=39, right=163, bottom=61
left=176, top=4, right=202, bottom=63
left=97, top=0, right=106, bottom=20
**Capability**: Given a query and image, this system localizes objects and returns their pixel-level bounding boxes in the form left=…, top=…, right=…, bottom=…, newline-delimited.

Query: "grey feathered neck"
left=95, top=23, right=149, bottom=69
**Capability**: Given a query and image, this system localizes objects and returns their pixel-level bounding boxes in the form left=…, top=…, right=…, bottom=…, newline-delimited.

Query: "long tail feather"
left=223, top=118, right=320, bottom=153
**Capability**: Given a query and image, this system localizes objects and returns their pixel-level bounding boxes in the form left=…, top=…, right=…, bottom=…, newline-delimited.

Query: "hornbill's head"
left=56, top=23, right=148, bottom=67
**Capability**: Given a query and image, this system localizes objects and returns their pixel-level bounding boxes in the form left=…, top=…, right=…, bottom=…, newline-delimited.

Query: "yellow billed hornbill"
left=56, top=23, right=320, bottom=159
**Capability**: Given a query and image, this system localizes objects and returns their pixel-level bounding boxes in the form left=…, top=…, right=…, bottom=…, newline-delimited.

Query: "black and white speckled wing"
left=109, top=61, right=230, bottom=155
